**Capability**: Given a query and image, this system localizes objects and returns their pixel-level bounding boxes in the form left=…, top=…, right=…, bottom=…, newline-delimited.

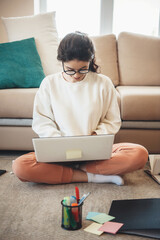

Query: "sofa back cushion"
left=118, top=32, right=160, bottom=86
left=91, top=34, right=119, bottom=86
left=2, top=12, right=62, bottom=76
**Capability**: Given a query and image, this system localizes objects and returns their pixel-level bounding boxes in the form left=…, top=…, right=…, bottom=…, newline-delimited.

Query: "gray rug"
left=0, top=151, right=159, bottom=240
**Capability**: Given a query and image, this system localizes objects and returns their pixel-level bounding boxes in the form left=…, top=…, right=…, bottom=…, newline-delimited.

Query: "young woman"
left=12, top=32, right=148, bottom=185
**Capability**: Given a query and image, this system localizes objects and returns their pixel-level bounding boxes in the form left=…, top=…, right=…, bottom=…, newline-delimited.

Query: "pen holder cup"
left=61, top=200, right=83, bottom=230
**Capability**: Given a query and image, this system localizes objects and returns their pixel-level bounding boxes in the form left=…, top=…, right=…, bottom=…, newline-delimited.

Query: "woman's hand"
left=91, top=131, right=97, bottom=135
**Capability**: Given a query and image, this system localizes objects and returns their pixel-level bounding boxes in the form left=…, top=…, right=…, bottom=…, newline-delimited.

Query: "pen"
left=78, top=192, right=91, bottom=205
left=75, top=186, right=80, bottom=203
left=63, top=199, right=70, bottom=228
left=71, top=203, right=79, bottom=222
left=70, top=196, right=77, bottom=205
left=64, top=196, right=70, bottom=206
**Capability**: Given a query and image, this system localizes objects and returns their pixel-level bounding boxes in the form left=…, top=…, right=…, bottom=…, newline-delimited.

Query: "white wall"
left=0, top=0, right=34, bottom=43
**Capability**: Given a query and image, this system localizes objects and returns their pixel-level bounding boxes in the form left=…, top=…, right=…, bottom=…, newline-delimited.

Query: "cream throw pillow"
left=2, top=12, right=62, bottom=76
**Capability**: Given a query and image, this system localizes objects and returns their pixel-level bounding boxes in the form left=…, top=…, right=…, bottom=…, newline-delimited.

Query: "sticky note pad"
left=66, top=150, right=82, bottom=159
left=86, top=212, right=101, bottom=220
left=84, top=223, right=103, bottom=235
left=98, top=221, right=124, bottom=234
left=90, top=213, right=115, bottom=224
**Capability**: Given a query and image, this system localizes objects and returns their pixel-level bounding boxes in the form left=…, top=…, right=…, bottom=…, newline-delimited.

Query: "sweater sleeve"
left=94, top=78, right=121, bottom=135
left=32, top=79, right=61, bottom=137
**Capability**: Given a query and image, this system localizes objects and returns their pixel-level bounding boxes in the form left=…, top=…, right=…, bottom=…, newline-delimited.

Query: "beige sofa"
left=0, top=32, right=160, bottom=153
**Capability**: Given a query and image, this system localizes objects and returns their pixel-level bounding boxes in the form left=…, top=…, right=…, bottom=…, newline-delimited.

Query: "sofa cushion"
left=91, top=34, right=119, bottom=86
left=0, top=38, right=45, bottom=89
left=2, top=12, right=62, bottom=76
left=0, top=126, right=38, bottom=150
left=118, top=32, right=160, bottom=86
left=116, top=86, right=160, bottom=120
left=0, top=88, right=38, bottom=118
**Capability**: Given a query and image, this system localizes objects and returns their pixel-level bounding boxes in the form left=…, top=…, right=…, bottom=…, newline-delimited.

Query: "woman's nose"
left=74, top=71, right=81, bottom=77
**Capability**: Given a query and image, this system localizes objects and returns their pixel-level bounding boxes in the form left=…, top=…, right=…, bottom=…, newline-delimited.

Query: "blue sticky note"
left=86, top=212, right=101, bottom=220
left=90, top=213, right=115, bottom=224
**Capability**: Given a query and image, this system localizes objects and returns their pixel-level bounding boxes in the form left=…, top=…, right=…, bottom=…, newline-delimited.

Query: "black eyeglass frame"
left=62, top=62, right=90, bottom=75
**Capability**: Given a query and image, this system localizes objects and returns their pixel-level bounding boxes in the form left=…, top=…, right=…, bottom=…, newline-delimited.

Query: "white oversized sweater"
left=32, top=71, right=121, bottom=137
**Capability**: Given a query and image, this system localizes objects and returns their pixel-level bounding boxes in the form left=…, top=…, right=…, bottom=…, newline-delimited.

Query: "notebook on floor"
left=32, top=134, right=114, bottom=163
left=109, top=198, right=160, bottom=239
left=144, top=155, right=160, bottom=185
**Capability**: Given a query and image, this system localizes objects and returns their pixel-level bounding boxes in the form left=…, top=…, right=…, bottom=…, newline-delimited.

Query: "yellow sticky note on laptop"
left=66, top=149, right=82, bottom=160
left=84, top=223, right=103, bottom=235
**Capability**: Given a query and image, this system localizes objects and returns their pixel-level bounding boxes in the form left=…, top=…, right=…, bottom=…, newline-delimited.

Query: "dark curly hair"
left=57, top=31, right=99, bottom=73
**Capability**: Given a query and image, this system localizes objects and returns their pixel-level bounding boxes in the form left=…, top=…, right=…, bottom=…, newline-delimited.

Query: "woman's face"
left=62, top=59, right=90, bottom=83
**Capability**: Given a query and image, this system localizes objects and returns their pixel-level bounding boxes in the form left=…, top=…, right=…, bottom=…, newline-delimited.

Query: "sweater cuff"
left=94, top=129, right=107, bottom=135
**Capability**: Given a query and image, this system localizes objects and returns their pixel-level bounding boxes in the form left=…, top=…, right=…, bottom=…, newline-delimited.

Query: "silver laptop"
left=32, top=134, right=114, bottom=163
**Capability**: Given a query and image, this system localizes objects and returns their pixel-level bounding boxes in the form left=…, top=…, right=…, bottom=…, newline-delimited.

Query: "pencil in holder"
left=61, top=200, right=83, bottom=230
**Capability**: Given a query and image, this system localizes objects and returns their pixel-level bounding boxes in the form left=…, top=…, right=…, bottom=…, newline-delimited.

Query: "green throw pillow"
left=0, top=38, right=45, bottom=88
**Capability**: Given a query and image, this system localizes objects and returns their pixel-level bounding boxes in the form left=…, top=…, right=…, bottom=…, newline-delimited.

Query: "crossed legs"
left=12, top=143, right=148, bottom=185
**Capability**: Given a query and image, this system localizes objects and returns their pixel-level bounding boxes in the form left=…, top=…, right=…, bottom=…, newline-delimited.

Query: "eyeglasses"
left=62, top=62, right=89, bottom=75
